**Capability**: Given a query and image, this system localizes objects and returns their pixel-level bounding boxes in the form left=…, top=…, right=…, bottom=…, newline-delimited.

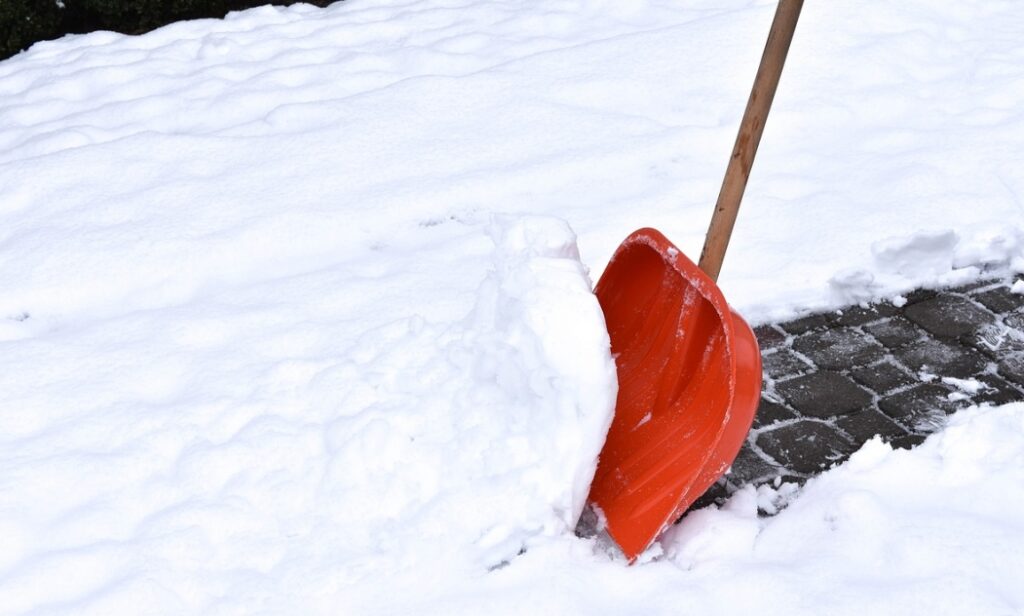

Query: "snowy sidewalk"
left=701, top=275, right=1024, bottom=506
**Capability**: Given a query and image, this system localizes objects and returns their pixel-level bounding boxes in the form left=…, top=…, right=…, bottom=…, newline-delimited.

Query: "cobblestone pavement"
left=695, top=274, right=1024, bottom=509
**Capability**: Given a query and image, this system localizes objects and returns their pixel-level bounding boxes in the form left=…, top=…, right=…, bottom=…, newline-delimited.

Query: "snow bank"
left=3, top=1, right=1021, bottom=325
left=412, top=404, right=1024, bottom=615
left=315, top=216, right=617, bottom=573
left=0, top=215, right=616, bottom=613
left=661, top=402, right=1024, bottom=615
left=2, top=0, right=1024, bottom=612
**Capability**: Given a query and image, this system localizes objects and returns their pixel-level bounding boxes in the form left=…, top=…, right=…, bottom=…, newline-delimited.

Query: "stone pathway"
left=695, top=274, right=1024, bottom=509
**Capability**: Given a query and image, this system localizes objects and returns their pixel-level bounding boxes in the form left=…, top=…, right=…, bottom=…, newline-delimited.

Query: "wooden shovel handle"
left=698, top=0, right=803, bottom=282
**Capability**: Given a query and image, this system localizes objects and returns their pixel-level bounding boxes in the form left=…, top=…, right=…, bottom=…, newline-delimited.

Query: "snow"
left=374, top=405, right=1024, bottom=615
left=943, top=376, right=985, bottom=398
left=0, top=214, right=616, bottom=613
left=1, top=0, right=1024, bottom=613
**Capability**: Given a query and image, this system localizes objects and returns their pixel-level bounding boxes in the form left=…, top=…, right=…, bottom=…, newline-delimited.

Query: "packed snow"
left=1, top=0, right=1023, bottom=613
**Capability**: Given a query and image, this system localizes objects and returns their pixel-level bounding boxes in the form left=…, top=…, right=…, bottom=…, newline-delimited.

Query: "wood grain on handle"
left=698, top=0, right=803, bottom=282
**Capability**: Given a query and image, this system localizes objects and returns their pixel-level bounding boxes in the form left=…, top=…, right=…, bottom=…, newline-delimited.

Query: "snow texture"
left=1, top=0, right=1024, bottom=613
left=0, top=214, right=616, bottom=613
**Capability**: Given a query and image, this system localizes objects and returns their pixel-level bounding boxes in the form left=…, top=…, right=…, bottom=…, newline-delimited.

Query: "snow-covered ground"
left=1, top=1, right=1023, bottom=613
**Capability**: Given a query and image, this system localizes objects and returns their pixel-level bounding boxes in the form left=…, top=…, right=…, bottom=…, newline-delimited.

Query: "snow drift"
left=0, top=215, right=616, bottom=613
left=2, top=0, right=1024, bottom=613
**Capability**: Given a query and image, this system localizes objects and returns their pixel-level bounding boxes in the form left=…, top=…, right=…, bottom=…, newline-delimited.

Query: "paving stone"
left=762, top=349, right=813, bottom=379
left=1007, top=310, right=1024, bottom=331
left=878, top=383, right=961, bottom=431
left=833, top=302, right=901, bottom=326
left=689, top=479, right=732, bottom=511
left=753, top=324, right=787, bottom=349
left=972, top=286, right=1024, bottom=314
left=792, top=327, right=886, bottom=370
left=999, top=354, right=1024, bottom=388
left=904, top=295, right=996, bottom=338
left=968, top=374, right=1024, bottom=406
left=836, top=407, right=908, bottom=443
left=951, top=278, right=1003, bottom=294
left=756, top=421, right=858, bottom=474
left=961, top=322, right=1024, bottom=386
left=778, top=312, right=832, bottom=335
left=850, top=360, right=917, bottom=394
left=894, top=338, right=989, bottom=379
left=766, top=474, right=807, bottom=489
left=863, top=316, right=925, bottom=349
left=752, top=398, right=797, bottom=429
left=901, top=288, right=939, bottom=306
left=726, top=446, right=780, bottom=485
left=962, top=322, right=1024, bottom=358
left=685, top=283, right=1024, bottom=497
left=776, top=371, right=873, bottom=418
left=891, top=432, right=928, bottom=450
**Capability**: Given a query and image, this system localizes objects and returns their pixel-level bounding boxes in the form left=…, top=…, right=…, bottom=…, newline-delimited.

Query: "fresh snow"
left=1, top=0, right=1023, bottom=614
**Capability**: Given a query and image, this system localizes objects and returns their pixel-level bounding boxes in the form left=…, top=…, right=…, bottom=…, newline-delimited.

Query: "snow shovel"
left=586, top=0, right=803, bottom=562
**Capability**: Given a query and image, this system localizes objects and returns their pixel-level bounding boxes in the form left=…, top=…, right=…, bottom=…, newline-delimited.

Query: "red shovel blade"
left=588, top=228, right=762, bottom=561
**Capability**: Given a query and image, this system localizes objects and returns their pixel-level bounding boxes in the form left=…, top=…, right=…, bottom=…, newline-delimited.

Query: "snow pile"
left=1, top=0, right=1024, bottom=612
left=0, top=215, right=615, bottom=613
left=659, top=403, right=1024, bottom=615
left=316, top=216, right=617, bottom=573
left=417, top=404, right=1024, bottom=615
left=830, top=229, right=1024, bottom=308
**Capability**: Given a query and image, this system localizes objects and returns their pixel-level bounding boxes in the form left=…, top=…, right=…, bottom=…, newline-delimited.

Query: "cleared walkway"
left=697, top=275, right=1024, bottom=508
